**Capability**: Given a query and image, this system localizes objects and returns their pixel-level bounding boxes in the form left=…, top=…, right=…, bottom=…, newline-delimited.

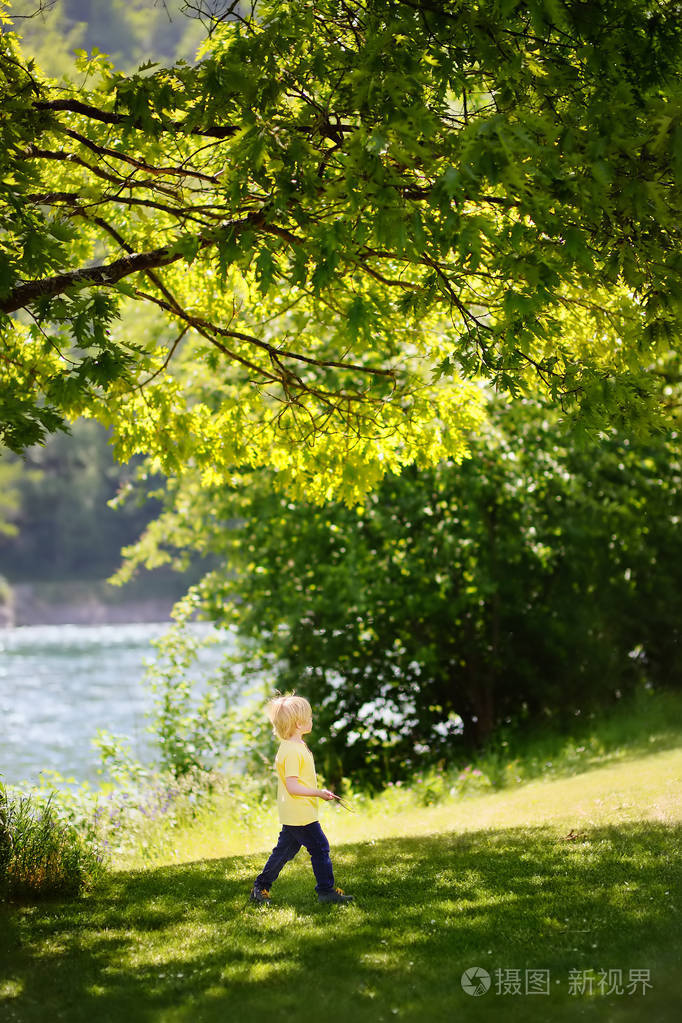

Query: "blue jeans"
left=255, top=821, right=335, bottom=894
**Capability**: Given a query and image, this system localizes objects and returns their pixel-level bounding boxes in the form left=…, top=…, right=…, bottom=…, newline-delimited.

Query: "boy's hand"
left=318, top=789, right=336, bottom=801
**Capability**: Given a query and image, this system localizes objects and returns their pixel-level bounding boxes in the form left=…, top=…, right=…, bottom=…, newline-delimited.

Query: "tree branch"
left=33, top=99, right=239, bottom=139
left=60, top=127, right=222, bottom=184
left=0, top=215, right=262, bottom=315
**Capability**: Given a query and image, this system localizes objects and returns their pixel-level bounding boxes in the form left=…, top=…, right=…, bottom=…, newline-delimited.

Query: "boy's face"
left=301, top=715, right=313, bottom=734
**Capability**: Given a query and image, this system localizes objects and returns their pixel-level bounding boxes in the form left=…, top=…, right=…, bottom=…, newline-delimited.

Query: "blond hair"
left=266, top=693, right=312, bottom=740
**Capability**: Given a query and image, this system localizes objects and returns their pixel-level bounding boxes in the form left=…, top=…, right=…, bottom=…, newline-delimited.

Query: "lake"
left=0, top=622, right=239, bottom=790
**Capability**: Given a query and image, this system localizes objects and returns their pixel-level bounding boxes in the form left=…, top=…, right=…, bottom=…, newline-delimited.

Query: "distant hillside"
left=0, top=2, right=215, bottom=609
left=7, top=0, right=206, bottom=75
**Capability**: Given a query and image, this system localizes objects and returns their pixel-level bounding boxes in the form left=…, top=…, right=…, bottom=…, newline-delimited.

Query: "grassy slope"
left=1, top=746, right=680, bottom=1023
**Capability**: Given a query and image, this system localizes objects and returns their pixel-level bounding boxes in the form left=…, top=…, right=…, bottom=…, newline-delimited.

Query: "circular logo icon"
left=461, top=966, right=491, bottom=996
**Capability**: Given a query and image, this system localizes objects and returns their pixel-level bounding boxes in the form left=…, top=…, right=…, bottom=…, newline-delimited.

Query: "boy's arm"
left=285, top=776, right=335, bottom=800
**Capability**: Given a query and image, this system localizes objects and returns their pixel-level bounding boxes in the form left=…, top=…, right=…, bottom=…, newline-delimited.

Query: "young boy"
left=250, top=693, right=354, bottom=906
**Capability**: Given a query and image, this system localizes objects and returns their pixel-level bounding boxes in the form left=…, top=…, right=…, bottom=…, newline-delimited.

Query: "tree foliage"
left=2, top=0, right=682, bottom=499
left=127, top=398, right=682, bottom=784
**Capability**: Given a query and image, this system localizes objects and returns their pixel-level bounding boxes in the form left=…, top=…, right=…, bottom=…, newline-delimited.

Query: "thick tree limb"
left=1, top=244, right=188, bottom=314
left=0, top=216, right=261, bottom=315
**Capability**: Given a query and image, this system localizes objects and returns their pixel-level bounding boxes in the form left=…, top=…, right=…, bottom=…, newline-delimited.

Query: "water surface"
left=0, top=622, right=236, bottom=788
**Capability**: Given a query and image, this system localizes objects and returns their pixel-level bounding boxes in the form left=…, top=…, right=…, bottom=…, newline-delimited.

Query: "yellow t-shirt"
left=275, top=739, right=319, bottom=826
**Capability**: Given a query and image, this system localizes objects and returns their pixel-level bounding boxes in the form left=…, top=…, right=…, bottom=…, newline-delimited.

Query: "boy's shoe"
left=250, top=885, right=271, bottom=905
left=318, top=887, right=354, bottom=904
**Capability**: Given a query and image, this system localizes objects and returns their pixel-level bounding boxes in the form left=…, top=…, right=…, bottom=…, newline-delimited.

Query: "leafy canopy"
left=2, top=0, right=682, bottom=500
left=116, top=397, right=682, bottom=783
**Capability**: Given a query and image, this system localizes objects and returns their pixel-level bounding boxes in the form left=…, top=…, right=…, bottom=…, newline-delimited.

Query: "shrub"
left=0, top=779, right=106, bottom=902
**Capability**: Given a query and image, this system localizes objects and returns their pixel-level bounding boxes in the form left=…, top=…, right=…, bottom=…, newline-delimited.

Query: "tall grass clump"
left=0, top=778, right=106, bottom=902
left=23, top=756, right=273, bottom=872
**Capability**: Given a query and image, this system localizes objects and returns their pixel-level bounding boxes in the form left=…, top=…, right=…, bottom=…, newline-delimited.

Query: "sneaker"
left=318, top=886, right=354, bottom=904
left=250, top=885, right=271, bottom=905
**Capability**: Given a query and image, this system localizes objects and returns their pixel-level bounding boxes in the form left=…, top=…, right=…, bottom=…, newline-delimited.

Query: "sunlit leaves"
left=3, top=0, right=682, bottom=496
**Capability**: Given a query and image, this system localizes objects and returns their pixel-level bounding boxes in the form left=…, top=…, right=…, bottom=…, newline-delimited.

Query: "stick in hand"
left=329, top=793, right=355, bottom=813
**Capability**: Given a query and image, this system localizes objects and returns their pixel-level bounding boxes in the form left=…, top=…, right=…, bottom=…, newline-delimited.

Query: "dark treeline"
left=8, top=0, right=204, bottom=75
left=0, top=420, right=162, bottom=582
left=0, top=2, right=203, bottom=587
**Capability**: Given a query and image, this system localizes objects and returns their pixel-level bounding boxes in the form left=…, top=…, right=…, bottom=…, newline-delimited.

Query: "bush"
left=0, top=779, right=106, bottom=902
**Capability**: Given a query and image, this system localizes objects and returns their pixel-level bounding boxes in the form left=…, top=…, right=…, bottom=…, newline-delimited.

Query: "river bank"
left=0, top=578, right=183, bottom=627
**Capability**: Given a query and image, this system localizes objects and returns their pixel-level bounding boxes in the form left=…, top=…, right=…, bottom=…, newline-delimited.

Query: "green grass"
left=98, top=684, right=682, bottom=872
left=1, top=744, right=681, bottom=1023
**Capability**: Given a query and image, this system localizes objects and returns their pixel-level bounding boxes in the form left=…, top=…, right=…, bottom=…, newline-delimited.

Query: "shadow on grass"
left=1, top=821, right=680, bottom=1023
